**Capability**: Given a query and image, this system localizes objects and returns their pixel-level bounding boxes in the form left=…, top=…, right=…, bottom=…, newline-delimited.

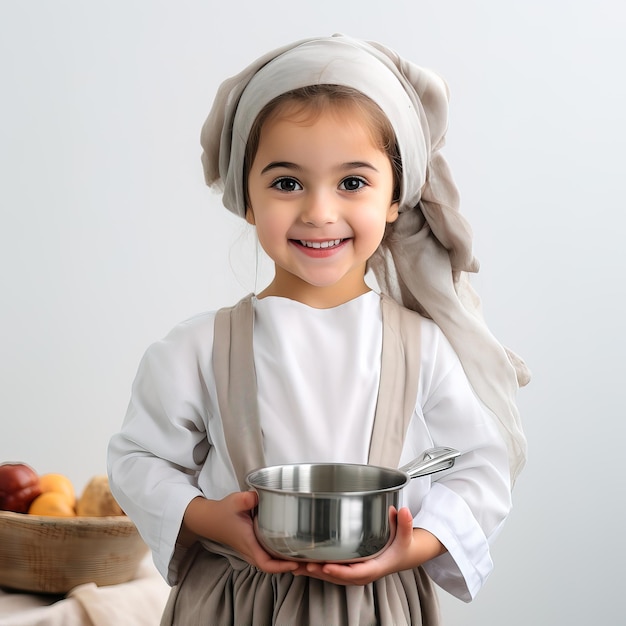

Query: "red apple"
left=0, top=462, right=42, bottom=513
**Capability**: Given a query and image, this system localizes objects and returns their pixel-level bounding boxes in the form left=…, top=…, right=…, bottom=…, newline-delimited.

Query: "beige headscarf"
left=200, top=34, right=529, bottom=483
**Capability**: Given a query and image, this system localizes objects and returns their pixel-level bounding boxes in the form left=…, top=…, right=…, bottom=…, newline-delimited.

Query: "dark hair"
left=243, top=84, right=402, bottom=204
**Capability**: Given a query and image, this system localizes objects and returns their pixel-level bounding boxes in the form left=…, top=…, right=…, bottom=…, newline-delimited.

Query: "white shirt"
left=108, top=291, right=511, bottom=601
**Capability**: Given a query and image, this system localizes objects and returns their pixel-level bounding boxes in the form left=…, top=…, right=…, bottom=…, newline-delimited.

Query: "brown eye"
left=340, top=177, right=366, bottom=192
left=271, top=177, right=302, bottom=192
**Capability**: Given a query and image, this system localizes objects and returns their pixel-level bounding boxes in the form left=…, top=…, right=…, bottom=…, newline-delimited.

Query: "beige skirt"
left=161, top=543, right=440, bottom=626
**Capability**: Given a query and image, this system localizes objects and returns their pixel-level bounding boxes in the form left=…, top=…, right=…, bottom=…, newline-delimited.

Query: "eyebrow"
left=260, top=160, right=380, bottom=175
left=261, top=161, right=301, bottom=174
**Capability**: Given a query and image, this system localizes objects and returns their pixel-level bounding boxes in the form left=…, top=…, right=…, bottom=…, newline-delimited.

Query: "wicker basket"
left=0, top=510, right=149, bottom=594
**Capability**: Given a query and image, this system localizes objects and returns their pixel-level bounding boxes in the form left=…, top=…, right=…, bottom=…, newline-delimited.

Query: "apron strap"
left=367, top=294, right=422, bottom=468
left=212, top=292, right=422, bottom=489
left=212, top=294, right=265, bottom=490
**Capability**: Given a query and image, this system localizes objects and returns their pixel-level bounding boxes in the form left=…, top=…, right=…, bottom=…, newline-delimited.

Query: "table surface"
left=0, top=557, right=170, bottom=626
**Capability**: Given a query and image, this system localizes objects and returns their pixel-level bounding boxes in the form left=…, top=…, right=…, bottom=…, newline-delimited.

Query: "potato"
left=76, top=475, right=124, bottom=517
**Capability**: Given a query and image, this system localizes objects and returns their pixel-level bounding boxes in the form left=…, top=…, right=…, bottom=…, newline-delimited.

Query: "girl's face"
left=246, top=106, right=399, bottom=307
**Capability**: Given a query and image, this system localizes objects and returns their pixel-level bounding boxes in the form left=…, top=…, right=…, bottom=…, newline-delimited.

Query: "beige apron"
left=161, top=294, right=440, bottom=625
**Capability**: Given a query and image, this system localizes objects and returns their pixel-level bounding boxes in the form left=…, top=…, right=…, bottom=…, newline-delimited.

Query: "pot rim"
left=245, top=462, right=410, bottom=497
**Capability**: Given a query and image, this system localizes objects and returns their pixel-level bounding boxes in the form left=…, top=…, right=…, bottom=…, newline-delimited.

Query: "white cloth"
left=0, top=557, right=170, bottom=626
left=108, top=292, right=511, bottom=601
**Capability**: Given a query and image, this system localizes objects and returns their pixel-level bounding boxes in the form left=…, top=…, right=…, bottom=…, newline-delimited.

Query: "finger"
left=319, top=561, right=377, bottom=586
left=304, top=562, right=350, bottom=584
left=305, top=562, right=327, bottom=576
left=258, top=550, right=300, bottom=573
left=396, top=507, right=414, bottom=541
left=246, top=543, right=299, bottom=574
left=291, top=564, right=310, bottom=577
left=387, top=505, right=398, bottom=536
left=259, top=558, right=300, bottom=574
left=233, top=490, right=258, bottom=513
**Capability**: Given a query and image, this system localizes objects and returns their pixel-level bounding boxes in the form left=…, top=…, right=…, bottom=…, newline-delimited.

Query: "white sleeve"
left=410, top=321, right=513, bottom=601
left=107, top=315, right=215, bottom=584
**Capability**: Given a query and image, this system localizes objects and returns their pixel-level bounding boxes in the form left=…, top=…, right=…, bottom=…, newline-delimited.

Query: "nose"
left=300, top=190, right=338, bottom=226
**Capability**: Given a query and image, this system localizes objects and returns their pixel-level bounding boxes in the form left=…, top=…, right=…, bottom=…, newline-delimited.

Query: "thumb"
left=234, top=489, right=258, bottom=513
left=396, top=507, right=414, bottom=540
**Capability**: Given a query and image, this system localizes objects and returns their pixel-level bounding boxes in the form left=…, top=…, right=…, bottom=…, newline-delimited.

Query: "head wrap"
left=200, top=34, right=529, bottom=483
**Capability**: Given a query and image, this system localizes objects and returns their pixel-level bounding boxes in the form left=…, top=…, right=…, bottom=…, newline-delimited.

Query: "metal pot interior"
left=246, top=463, right=409, bottom=495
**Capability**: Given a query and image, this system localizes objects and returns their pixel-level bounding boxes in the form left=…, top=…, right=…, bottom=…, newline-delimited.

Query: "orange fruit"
left=28, top=491, right=76, bottom=517
left=39, top=473, right=76, bottom=508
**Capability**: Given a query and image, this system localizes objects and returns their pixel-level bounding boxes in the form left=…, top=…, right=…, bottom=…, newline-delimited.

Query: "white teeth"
left=300, top=239, right=342, bottom=249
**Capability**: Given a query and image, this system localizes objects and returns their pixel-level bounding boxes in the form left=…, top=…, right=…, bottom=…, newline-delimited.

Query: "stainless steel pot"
left=245, top=446, right=460, bottom=563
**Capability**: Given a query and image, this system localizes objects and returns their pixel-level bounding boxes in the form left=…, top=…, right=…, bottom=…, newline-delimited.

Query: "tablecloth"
left=0, top=556, right=170, bottom=626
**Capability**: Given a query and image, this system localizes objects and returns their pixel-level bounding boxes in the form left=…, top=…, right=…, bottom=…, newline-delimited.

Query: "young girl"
left=108, top=34, right=529, bottom=625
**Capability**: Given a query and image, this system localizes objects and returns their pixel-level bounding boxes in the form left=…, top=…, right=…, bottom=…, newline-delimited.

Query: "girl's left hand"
left=292, top=507, right=444, bottom=586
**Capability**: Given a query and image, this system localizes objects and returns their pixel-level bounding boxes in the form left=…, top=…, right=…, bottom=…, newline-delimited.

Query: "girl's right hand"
left=181, top=492, right=299, bottom=575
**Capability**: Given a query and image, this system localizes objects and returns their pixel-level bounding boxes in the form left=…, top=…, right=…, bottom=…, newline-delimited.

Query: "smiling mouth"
left=297, top=239, right=344, bottom=249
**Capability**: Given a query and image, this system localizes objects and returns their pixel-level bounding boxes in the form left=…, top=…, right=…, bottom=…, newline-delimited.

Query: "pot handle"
left=399, top=446, right=461, bottom=479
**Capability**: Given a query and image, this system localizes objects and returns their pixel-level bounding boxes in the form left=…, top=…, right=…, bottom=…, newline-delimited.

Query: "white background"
left=1, top=1, right=624, bottom=624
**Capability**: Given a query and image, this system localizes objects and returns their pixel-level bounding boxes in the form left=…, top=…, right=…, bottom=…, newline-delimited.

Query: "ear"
left=245, top=206, right=256, bottom=225
left=386, top=200, right=399, bottom=224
